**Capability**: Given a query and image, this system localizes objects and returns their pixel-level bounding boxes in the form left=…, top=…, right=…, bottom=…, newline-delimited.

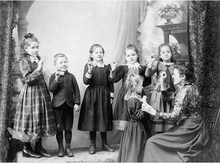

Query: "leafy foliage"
left=158, top=3, right=185, bottom=20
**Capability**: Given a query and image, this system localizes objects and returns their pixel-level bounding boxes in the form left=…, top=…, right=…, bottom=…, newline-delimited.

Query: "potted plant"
left=158, top=3, right=184, bottom=24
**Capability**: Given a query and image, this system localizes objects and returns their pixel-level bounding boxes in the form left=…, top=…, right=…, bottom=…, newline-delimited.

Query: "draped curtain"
left=12, top=1, right=146, bottom=149
left=189, top=1, right=220, bottom=162
left=0, top=1, right=17, bottom=162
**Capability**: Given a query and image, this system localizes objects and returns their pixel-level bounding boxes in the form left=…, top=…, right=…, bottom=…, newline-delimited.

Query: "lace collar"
left=93, top=61, right=104, bottom=67
left=126, top=62, right=140, bottom=69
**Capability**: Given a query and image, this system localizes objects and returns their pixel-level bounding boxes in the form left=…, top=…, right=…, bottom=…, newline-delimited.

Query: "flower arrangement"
left=158, top=3, right=185, bottom=24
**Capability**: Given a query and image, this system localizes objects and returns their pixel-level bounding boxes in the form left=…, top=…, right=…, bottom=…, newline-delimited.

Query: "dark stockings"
left=56, top=131, right=63, bottom=146
left=65, top=131, right=72, bottom=144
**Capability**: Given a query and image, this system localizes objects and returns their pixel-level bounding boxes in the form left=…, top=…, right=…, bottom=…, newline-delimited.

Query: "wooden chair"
left=200, top=107, right=220, bottom=138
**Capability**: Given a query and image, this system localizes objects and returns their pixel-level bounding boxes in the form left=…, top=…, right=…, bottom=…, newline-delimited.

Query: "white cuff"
left=85, top=72, right=92, bottom=78
left=110, top=92, right=114, bottom=99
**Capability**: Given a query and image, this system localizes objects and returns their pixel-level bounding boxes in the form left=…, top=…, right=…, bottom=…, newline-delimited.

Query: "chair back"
left=200, top=107, right=220, bottom=138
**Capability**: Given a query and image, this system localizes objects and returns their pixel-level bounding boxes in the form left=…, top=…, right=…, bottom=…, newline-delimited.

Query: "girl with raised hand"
left=110, top=44, right=151, bottom=131
left=13, top=33, right=56, bottom=158
left=145, top=43, right=176, bottom=133
left=78, top=44, right=114, bottom=155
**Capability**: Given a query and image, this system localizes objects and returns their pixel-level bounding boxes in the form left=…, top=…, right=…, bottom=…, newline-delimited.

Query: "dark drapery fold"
left=189, top=1, right=220, bottom=162
left=0, top=1, right=17, bottom=162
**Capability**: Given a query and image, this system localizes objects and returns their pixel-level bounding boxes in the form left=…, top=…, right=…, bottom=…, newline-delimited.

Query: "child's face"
left=91, top=47, right=104, bottom=62
left=55, top=56, right=68, bottom=72
left=125, top=49, right=138, bottom=65
left=25, top=41, right=39, bottom=57
left=135, top=81, right=143, bottom=94
left=160, top=46, right=172, bottom=62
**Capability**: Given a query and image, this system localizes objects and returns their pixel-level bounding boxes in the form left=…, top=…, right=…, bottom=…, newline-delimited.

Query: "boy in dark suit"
left=49, top=53, right=80, bottom=157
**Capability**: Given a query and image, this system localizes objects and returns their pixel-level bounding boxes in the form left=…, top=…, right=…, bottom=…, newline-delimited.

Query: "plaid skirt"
left=13, top=78, right=56, bottom=141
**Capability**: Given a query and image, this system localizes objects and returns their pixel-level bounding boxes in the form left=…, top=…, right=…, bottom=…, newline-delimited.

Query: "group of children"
left=12, top=33, right=176, bottom=161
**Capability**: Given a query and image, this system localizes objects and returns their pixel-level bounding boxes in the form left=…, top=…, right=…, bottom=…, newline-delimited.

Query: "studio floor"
left=16, top=145, right=119, bottom=163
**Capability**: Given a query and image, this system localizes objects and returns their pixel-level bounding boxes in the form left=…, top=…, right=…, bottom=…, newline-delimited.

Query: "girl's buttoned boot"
left=89, top=140, right=96, bottom=155
left=64, top=131, right=73, bottom=157
left=56, top=132, right=65, bottom=157
left=58, top=144, right=65, bottom=157
left=89, top=131, right=96, bottom=155
left=65, top=144, right=74, bottom=157
left=101, top=132, right=114, bottom=152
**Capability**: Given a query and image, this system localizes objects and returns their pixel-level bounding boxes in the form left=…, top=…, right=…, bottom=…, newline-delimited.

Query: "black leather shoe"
left=35, top=146, right=52, bottom=157
left=65, top=144, right=74, bottom=157
left=23, top=142, right=41, bottom=158
left=58, top=146, right=65, bottom=157
left=88, top=142, right=96, bottom=155
left=35, top=138, right=52, bottom=157
left=23, top=148, right=41, bottom=158
left=102, top=143, right=114, bottom=152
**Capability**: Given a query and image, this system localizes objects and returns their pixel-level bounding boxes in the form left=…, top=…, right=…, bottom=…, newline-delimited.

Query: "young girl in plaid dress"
left=13, top=33, right=56, bottom=158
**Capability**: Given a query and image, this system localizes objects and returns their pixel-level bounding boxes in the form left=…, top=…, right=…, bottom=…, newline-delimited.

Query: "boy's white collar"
left=126, top=62, right=140, bottom=69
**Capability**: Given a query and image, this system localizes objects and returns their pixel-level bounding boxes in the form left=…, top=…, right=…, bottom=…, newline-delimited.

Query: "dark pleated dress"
left=118, top=96, right=150, bottom=162
left=110, top=64, right=151, bottom=131
left=78, top=64, right=113, bottom=132
left=13, top=54, right=56, bottom=141
left=142, top=83, right=210, bottom=162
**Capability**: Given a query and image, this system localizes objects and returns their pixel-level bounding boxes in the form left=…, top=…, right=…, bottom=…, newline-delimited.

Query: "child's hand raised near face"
left=146, top=56, right=154, bottom=68
left=37, top=60, right=43, bottom=71
left=149, top=56, right=158, bottom=68
left=55, top=71, right=64, bottom=81
left=87, top=62, right=93, bottom=73
left=111, top=61, right=118, bottom=71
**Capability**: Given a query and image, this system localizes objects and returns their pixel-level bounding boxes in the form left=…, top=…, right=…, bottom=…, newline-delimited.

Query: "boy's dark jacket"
left=49, top=71, right=80, bottom=108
